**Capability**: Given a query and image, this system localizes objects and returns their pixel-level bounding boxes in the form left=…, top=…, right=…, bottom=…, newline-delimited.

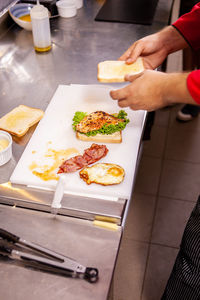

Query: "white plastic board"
left=10, top=84, right=146, bottom=201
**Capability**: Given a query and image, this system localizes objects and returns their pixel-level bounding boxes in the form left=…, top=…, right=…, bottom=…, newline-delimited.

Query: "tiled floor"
left=108, top=58, right=200, bottom=299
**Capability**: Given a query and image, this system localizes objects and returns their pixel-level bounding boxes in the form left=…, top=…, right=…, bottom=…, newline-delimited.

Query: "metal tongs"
left=0, top=228, right=98, bottom=283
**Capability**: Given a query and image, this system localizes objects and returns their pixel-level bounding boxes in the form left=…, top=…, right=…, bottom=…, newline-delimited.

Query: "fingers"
left=110, top=89, right=130, bottom=109
left=110, top=87, right=128, bottom=101
left=119, top=49, right=133, bottom=62
left=119, top=41, right=145, bottom=64
left=110, top=72, right=143, bottom=103
left=110, top=89, right=138, bottom=110
left=125, top=71, right=144, bottom=82
left=127, top=42, right=145, bottom=63
left=117, top=99, right=130, bottom=108
left=110, top=74, right=144, bottom=110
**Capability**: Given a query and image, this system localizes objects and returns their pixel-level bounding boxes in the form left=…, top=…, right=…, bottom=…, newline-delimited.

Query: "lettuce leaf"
left=72, top=111, right=87, bottom=131
left=72, top=110, right=130, bottom=136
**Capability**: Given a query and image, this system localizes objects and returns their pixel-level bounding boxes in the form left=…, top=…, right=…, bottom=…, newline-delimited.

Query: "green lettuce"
left=72, top=110, right=130, bottom=136
left=72, top=111, right=87, bottom=131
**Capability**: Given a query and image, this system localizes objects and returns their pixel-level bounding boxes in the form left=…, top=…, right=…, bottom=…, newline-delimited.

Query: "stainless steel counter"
left=0, top=204, right=121, bottom=300
left=0, top=0, right=173, bottom=299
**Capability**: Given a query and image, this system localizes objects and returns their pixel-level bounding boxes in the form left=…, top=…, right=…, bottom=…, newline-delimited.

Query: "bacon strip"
left=58, top=143, right=108, bottom=173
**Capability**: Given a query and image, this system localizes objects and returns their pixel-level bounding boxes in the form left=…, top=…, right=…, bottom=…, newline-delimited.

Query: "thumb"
left=125, top=71, right=144, bottom=82
left=126, top=43, right=145, bottom=64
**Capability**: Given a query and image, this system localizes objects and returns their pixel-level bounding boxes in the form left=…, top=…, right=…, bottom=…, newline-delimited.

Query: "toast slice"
left=76, top=131, right=122, bottom=143
left=97, top=57, right=144, bottom=82
left=0, top=105, right=44, bottom=137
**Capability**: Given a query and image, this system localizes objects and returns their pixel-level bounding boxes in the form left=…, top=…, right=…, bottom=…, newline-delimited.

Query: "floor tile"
left=169, top=105, right=200, bottom=131
left=143, top=126, right=167, bottom=158
left=112, top=239, right=149, bottom=300
left=124, top=193, right=156, bottom=242
left=141, top=244, right=178, bottom=300
left=134, top=156, right=162, bottom=196
left=159, top=160, right=200, bottom=202
left=151, top=197, right=195, bottom=247
left=165, top=126, right=200, bottom=163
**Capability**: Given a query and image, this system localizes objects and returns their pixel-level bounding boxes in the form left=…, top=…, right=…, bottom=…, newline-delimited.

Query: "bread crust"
left=0, top=105, right=44, bottom=137
left=97, top=76, right=125, bottom=83
left=76, top=131, right=122, bottom=143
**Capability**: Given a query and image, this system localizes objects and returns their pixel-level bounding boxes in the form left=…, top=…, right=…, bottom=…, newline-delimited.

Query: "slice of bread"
left=97, top=57, right=144, bottom=82
left=76, top=131, right=122, bottom=143
left=0, top=105, right=44, bottom=137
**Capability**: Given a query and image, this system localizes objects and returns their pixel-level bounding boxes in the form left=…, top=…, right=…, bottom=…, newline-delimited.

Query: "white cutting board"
left=10, top=84, right=146, bottom=201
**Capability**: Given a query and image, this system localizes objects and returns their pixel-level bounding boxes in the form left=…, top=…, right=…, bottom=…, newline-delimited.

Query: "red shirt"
left=173, top=3, right=200, bottom=104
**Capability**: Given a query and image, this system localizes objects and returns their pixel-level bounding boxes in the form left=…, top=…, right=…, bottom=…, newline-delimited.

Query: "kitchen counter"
left=0, top=0, right=173, bottom=299
left=0, top=204, right=121, bottom=300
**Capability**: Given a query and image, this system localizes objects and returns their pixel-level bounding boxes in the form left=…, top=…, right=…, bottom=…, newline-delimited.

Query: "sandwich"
left=97, top=57, right=144, bottom=83
left=0, top=105, right=44, bottom=137
left=72, top=110, right=130, bottom=143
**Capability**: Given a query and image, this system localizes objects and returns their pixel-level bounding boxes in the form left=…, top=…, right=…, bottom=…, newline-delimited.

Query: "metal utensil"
left=0, top=228, right=98, bottom=283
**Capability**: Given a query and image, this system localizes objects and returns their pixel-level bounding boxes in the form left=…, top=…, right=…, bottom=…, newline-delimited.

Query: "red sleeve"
left=173, top=3, right=200, bottom=50
left=187, top=70, right=200, bottom=104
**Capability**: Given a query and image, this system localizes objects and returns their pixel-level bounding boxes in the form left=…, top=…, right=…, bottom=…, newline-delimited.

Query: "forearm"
left=162, top=72, right=197, bottom=106
left=157, top=26, right=189, bottom=55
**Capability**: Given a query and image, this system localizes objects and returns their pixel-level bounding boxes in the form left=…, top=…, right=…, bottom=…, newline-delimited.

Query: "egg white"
left=79, top=163, right=125, bottom=185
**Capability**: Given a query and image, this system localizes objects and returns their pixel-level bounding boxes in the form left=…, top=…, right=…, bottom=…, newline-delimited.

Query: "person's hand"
left=119, top=26, right=188, bottom=70
left=110, top=70, right=195, bottom=111
left=119, top=34, right=168, bottom=70
left=110, top=70, right=168, bottom=111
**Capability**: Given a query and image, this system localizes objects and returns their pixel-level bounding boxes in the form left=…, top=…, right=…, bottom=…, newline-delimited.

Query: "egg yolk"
left=18, top=14, right=31, bottom=22
left=108, top=167, right=123, bottom=177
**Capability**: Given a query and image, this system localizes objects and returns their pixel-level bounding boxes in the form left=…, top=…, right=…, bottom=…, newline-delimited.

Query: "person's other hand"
left=110, top=70, right=194, bottom=111
left=110, top=70, right=168, bottom=111
left=119, top=34, right=168, bottom=70
left=119, top=26, right=188, bottom=70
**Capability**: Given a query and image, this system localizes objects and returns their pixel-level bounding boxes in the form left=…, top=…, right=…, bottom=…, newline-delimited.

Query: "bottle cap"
left=30, top=4, right=49, bottom=19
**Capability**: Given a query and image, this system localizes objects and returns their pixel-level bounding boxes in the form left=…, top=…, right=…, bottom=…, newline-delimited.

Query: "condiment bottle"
left=30, top=4, right=51, bottom=53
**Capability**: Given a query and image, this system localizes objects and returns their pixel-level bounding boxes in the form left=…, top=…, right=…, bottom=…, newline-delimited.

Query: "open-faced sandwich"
left=72, top=110, right=129, bottom=143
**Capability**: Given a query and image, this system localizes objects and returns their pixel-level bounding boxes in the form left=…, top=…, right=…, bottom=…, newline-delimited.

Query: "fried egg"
left=79, top=163, right=125, bottom=185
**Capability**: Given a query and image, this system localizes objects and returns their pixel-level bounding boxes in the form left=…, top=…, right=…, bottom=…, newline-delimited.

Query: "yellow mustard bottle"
left=30, top=5, right=51, bottom=53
